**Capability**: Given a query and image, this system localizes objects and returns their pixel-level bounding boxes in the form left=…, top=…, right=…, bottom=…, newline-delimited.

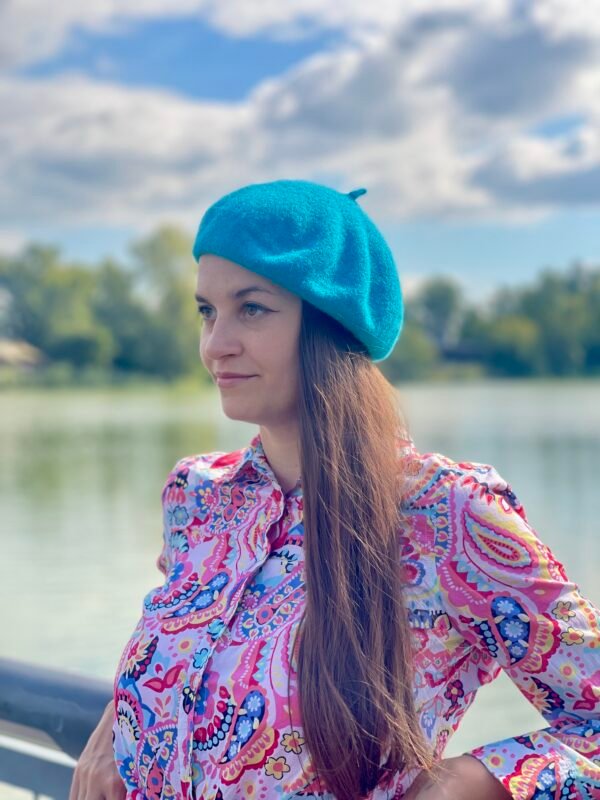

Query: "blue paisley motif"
left=145, top=571, right=230, bottom=617
left=491, top=595, right=530, bottom=664
left=221, top=689, right=265, bottom=761
left=531, top=762, right=556, bottom=800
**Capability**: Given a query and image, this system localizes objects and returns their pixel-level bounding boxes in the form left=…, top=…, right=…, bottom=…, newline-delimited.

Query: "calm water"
left=2, top=379, right=599, bottom=760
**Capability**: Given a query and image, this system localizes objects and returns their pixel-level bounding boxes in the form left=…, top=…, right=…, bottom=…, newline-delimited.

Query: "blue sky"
left=18, top=15, right=343, bottom=102
left=2, top=1, right=600, bottom=301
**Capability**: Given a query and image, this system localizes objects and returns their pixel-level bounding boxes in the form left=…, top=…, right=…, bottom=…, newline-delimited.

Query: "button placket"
left=176, top=498, right=284, bottom=793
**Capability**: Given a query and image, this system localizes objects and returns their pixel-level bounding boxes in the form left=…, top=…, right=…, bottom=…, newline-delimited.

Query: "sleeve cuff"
left=465, top=728, right=592, bottom=800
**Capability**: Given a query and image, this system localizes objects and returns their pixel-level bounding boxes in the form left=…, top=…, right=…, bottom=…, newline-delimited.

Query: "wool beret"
left=191, top=179, right=403, bottom=362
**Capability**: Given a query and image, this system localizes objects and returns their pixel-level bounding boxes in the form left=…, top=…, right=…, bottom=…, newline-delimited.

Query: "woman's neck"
left=258, top=424, right=301, bottom=494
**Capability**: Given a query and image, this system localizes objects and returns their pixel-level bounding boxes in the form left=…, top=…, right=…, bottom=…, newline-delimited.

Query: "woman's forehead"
left=196, top=254, right=298, bottom=301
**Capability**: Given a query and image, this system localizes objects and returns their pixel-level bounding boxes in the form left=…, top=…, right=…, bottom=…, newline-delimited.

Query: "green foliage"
left=485, top=265, right=592, bottom=376
left=482, top=315, right=543, bottom=376
left=0, top=227, right=204, bottom=383
left=582, top=271, right=600, bottom=373
left=407, top=276, right=464, bottom=351
left=382, top=321, right=440, bottom=382
left=0, top=245, right=116, bottom=367
left=1, top=230, right=599, bottom=384
left=128, top=226, right=201, bottom=378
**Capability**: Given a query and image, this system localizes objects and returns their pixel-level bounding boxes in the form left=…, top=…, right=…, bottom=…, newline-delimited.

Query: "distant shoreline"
left=1, top=365, right=600, bottom=393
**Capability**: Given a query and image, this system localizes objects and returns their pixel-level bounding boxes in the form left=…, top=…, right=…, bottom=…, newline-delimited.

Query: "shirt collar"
left=224, top=431, right=302, bottom=493
left=230, top=432, right=269, bottom=480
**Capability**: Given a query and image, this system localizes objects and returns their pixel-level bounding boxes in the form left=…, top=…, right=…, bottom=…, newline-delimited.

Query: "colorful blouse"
left=112, top=432, right=600, bottom=799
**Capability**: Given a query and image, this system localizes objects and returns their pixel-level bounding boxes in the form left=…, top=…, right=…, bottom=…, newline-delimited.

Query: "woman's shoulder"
left=161, top=445, right=248, bottom=494
left=399, top=440, right=523, bottom=517
left=398, top=443, right=532, bottom=581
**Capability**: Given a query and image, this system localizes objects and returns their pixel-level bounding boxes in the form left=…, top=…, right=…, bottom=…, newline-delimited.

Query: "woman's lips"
left=216, top=375, right=256, bottom=387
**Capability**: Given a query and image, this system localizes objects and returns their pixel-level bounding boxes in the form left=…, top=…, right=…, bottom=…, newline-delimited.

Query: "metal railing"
left=0, top=657, right=112, bottom=799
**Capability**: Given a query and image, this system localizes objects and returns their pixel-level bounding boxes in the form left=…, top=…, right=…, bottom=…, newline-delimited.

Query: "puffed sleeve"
left=155, top=460, right=184, bottom=577
left=437, top=465, right=600, bottom=800
left=156, top=482, right=172, bottom=576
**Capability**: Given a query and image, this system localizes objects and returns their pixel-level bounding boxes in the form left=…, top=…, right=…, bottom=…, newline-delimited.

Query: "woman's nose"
left=202, top=318, right=243, bottom=360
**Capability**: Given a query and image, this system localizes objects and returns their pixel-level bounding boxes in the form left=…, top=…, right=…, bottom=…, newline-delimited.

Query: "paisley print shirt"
left=112, top=432, right=600, bottom=800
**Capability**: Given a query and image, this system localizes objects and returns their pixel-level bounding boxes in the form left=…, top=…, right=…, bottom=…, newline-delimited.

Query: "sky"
left=2, top=0, right=600, bottom=301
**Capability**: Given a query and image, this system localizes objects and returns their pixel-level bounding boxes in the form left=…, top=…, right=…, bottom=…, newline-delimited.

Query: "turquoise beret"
left=192, top=179, right=403, bottom=362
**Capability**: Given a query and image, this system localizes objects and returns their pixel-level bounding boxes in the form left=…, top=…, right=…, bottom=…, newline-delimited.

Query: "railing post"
left=0, top=657, right=113, bottom=798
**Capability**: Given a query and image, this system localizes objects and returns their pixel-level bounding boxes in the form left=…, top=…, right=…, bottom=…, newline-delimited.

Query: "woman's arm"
left=68, top=699, right=125, bottom=800
left=403, top=755, right=511, bottom=799
left=436, top=469, right=600, bottom=799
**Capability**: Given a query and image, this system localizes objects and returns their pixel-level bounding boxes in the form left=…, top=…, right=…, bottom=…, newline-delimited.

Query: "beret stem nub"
left=347, top=187, right=367, bottom=201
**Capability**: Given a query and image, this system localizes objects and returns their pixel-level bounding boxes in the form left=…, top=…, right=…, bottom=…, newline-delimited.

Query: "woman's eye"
left=243, top=303, right=265, bottom=317
left=196, top=303, right=267, bottom=320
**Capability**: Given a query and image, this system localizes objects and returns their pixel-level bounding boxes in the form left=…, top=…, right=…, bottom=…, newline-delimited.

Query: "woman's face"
left=196, top=254, right=302, bottom=429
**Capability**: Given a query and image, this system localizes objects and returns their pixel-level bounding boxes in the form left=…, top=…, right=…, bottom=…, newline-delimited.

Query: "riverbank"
left=3, top=359, right=600, bottom=391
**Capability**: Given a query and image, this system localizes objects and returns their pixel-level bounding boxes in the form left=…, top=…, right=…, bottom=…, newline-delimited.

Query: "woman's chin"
left=219, top=403, right=258, bottom=425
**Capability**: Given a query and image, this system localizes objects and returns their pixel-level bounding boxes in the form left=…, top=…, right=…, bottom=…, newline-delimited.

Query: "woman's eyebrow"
left=194, top=286, right=277, bottom=303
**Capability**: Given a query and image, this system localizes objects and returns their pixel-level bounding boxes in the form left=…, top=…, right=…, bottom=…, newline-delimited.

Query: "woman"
left=70, top=180, right=600, bottom=800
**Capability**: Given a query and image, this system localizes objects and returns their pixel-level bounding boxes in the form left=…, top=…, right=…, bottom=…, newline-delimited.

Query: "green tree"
left=516, top=268, right=589, bottom=375
left=382, top=321, right=440, bottom=382
left=0, top=245, right=115, bottom=367
left=455, top=308, right=492, bottom=361
left=484, top=315, right=543, bottom=376
left=0, top=244, right=63, bottom=345
left=3, top=231, right=598, bottom=385
left=581, top=270, right=600, bottom=372
left=91, top=258, right=159, bottom=374
left=130, top=224, right=195, bottom=304
left=128, top=225, right=200, bottom=379
left=410, top=277, right=464, bottom=352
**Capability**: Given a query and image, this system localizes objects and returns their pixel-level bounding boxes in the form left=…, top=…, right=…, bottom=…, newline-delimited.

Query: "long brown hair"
left=291, top=300, right=435, bottom=798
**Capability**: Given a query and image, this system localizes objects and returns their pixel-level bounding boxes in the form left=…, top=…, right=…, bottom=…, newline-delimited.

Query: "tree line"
left=1, top=224, right=599, bottom=386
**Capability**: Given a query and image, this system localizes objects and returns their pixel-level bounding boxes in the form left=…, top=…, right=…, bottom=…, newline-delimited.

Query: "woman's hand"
left=68, top=700, right=125, bottom=800
left=403, top=755, right=512, bottom=800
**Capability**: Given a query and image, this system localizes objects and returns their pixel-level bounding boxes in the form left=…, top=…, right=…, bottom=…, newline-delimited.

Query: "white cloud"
left=0, top=72, right=253, bottom=229
left=531, top=0, right=600, bottom=41
left=201, top=0, right=510, bottom=42
left=0, top=228, right=27, bottom=255
left=0, top=0, right=599, bottom=243
left=0, top=0, right=201, bottom=70
left=0, top=0, right=510, bottom=70
left=472, top=125, right=600, bottom=209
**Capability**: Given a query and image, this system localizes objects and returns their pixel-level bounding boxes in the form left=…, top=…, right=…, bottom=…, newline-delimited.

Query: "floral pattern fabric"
left=112, top=432, right=600, bottom=799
